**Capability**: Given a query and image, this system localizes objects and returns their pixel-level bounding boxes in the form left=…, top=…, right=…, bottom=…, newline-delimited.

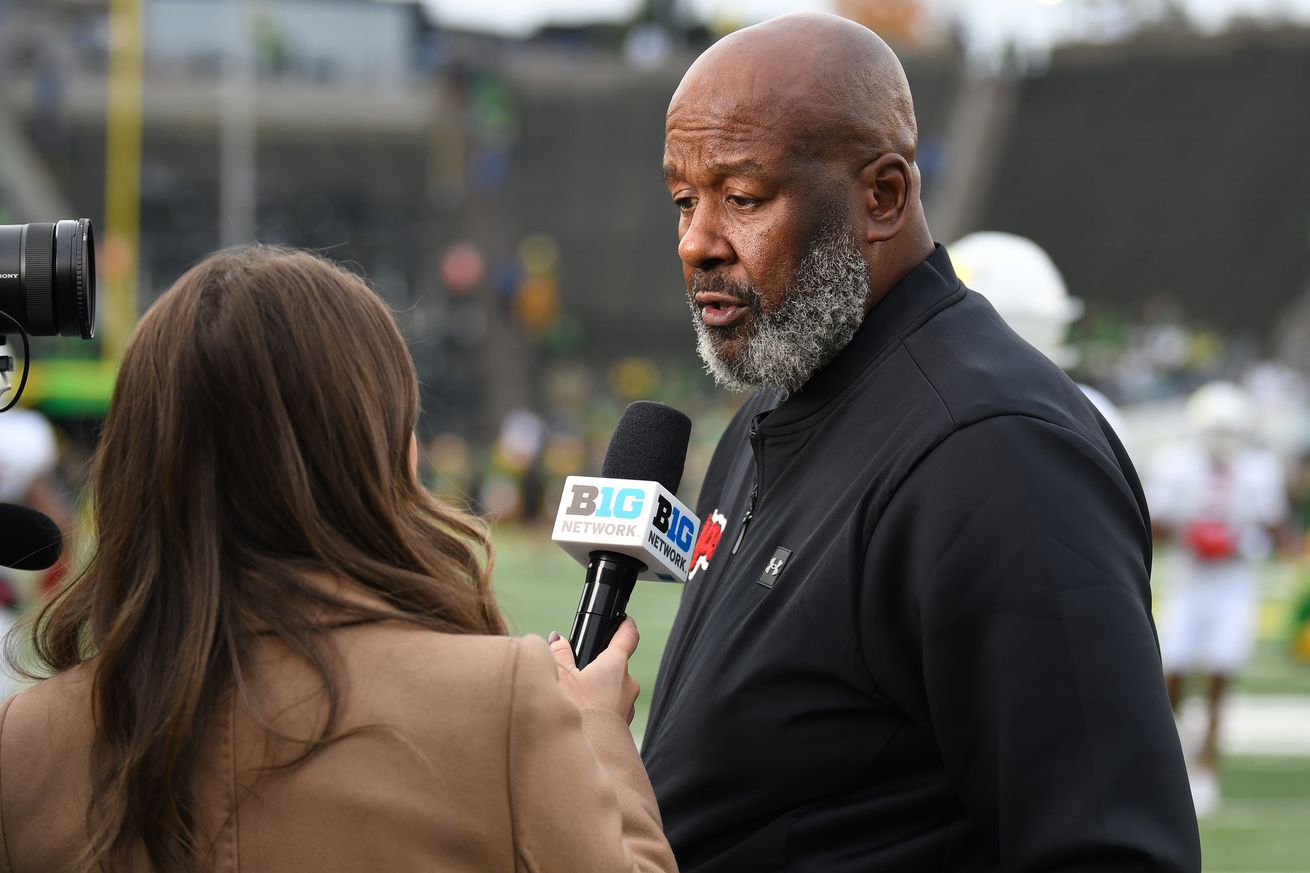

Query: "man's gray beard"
left=690, top=220, right=870, bottom=396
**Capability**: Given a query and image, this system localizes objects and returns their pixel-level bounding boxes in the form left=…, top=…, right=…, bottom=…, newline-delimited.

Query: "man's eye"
left=726, top=196, right=759, bottom=209
left=674, top=196, right=696, bottom=213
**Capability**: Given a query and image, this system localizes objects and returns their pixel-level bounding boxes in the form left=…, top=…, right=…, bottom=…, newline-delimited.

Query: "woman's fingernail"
left=548, top=631, right=561, bottom=644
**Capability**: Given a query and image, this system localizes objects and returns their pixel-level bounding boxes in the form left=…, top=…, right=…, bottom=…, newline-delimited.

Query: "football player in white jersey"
left=1147, top=381, right=1288, bottom=814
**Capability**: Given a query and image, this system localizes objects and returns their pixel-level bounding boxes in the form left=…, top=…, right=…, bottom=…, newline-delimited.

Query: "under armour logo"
left=756, top=547, right=792, bottom=589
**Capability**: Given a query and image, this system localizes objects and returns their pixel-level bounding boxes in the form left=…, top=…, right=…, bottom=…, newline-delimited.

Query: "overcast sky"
left=417, top=0, right=1310, bottom=44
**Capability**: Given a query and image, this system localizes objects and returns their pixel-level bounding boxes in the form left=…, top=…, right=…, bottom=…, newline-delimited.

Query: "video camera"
left=0, top=219, right=96, bottom=411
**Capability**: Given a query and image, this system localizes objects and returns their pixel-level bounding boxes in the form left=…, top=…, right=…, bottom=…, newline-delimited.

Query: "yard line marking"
left=1198, top=800, right=1310, bottom=828
left=1178, top=695, right=1310, bottom=757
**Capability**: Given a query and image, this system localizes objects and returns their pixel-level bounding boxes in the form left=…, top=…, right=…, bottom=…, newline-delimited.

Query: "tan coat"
left=0, top=619, right=677, bottom=873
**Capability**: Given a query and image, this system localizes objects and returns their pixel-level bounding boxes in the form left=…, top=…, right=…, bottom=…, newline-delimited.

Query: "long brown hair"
left=23, top=246, right=506, bottom=871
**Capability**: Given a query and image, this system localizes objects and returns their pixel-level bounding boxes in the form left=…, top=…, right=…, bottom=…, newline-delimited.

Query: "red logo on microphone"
left=688, top=509, right=727, bottom=580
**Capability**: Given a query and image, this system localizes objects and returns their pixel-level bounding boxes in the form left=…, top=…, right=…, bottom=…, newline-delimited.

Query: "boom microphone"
left=0, top=503, right=62, bottom=571
left=553, top=401, right=698, bottom=668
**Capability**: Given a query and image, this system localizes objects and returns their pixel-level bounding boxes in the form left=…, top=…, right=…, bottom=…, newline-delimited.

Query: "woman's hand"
left=547, top=618, right=641, bottom=724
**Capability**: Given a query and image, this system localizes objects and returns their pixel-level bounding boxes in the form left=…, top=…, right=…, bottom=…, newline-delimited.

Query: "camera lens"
left=0, top=218, right=96, bottom=339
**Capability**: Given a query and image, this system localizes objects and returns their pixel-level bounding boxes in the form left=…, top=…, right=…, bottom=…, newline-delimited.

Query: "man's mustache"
left=690, top=272, right=761, bottom=311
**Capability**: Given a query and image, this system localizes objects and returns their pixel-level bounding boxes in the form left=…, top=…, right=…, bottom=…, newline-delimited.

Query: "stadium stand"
left=973, top=28, right=1310, bottom=342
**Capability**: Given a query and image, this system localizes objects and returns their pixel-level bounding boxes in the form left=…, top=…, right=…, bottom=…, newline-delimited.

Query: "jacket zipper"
left=731, top=480, right=758, bottom=554
left=651, top=421, right=766, bottom=733
left=728, top=422, right=764, bottom=554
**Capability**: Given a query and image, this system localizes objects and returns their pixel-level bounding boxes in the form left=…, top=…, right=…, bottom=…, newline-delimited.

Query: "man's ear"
left=858, top=154, right=913, bottom=243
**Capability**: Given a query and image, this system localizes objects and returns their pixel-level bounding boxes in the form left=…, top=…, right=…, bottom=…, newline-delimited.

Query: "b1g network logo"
left=564, top=483, right=695, bottom=555
left=552, top=477, right=700, bottom=582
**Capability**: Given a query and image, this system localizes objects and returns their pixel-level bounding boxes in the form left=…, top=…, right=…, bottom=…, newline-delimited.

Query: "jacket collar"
left=758, top=243, right=963, bottom=432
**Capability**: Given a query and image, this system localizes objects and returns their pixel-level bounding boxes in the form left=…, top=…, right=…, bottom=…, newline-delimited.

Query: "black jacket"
left=642, top=246, right=1201, bottom=872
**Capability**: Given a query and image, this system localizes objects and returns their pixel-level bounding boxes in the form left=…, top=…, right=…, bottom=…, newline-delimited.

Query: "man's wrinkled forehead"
left=664, top=111, right=786, bottom=168
left=663, top=96, right=833, bottom=176
left=666, top=77, right=783, bottom=135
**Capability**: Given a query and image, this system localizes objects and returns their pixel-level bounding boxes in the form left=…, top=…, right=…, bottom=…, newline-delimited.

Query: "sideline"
left=1179, top=695, right=1310, bottom=757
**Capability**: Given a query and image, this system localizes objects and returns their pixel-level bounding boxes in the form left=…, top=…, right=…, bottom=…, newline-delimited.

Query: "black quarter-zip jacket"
left=642, top=246, right=1201, bottom=873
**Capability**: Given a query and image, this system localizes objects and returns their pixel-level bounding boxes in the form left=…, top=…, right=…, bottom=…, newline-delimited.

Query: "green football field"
left=1201, top=756, right=1310, bottom=872
left=491, top=526, right=1310, bottom=872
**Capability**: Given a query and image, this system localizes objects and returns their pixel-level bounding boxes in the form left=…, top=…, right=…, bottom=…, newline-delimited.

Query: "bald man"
left=642, top=14, right=1200, bottom=872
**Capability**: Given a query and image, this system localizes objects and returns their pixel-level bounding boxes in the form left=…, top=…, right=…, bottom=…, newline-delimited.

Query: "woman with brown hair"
left=0, top=246, right=676, bottom=873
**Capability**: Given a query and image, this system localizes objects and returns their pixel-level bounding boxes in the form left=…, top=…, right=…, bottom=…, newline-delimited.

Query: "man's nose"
left=678, top=205, right=734, bottom=271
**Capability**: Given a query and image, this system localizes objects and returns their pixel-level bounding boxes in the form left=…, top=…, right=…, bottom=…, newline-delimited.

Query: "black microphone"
left=554, top=401, right=695, bottom=668
left=0, top=503, right=62, bottom=571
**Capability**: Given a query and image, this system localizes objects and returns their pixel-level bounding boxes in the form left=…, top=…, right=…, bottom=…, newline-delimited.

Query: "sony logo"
left=0, top=273, right=18, bottom=280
